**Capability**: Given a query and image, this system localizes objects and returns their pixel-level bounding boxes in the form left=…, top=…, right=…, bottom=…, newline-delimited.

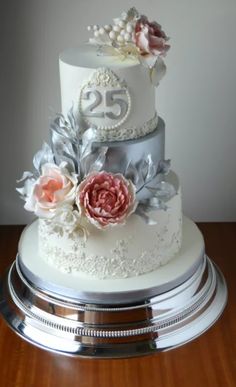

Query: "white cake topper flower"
left=87, top=7, right=170, bottom=85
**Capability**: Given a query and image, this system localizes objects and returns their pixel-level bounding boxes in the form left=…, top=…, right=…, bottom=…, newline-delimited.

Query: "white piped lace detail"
left=38, top=215, right=182, bottom=279
left=92, top=113, right=158, bottom=142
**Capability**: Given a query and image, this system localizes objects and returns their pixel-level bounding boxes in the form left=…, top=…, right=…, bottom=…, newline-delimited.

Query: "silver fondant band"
left=92, top=117, right=165, bottom=199
left=17, top=251, right=204, bottom=305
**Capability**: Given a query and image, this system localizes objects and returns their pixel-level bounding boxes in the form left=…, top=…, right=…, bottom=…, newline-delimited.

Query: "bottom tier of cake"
left=37, top=171, right=182, bottom=279
left=18, top=217, right=203, bottom=302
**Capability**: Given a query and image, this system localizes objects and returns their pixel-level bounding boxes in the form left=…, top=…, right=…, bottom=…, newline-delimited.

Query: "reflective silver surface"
left=0, top=255, right=227, bottom=358
left=92, top=118, right=165, bottom=200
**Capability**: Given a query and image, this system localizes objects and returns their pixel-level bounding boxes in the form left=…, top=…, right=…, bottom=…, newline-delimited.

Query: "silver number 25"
left=82, top=89, right=128, bottom=120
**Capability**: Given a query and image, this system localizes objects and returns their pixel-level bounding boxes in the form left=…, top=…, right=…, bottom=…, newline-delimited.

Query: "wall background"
left=1, top=0, right=236, bottom=224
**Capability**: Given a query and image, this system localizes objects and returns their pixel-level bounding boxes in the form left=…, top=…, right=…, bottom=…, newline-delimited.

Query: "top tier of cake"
left=59, top=44, right=165, bottom=142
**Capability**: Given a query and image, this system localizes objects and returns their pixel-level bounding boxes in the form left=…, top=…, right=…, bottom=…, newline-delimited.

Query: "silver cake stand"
left=0, top=250, right=227, bottom=358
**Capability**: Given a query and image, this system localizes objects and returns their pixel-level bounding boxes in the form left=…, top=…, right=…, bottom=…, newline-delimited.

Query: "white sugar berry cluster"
left=87, top=9, right=139, bottom=47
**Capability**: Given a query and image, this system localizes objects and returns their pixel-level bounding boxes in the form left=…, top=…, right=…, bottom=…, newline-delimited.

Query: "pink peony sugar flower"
left=135, top=15, right=170, bottom=57
left=24, top=163, right=77, bottom=218
left=76, top=171, right=137, bottom=229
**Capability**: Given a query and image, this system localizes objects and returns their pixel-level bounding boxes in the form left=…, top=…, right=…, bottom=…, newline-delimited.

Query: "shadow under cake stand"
left=0, top=217, right=227, bottom=358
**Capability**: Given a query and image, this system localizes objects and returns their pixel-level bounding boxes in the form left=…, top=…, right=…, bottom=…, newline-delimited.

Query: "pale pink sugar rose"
left=76, top=172, right=137, bottom=229
left=24, top=163, right=77, bottom=218
left=135, top=16, right=170, bottom=57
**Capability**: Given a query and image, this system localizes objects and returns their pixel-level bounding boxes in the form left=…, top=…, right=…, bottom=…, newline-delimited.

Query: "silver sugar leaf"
left=67, top=106, right=77, bottom=133
left=136, top=158, right=148, bottom=180
left=158, top=159, right=171, bottom=175
left=125, top=161, right=140, bottom=185
left=16, top=187, right=26, bottom=198
left=89, top=146, right=108, bottom=173
left=80, top=154, right=94, bottom=176
left=145, top=154, right=157, bottom=181
left=16, top=171, right=34, bottom=183
left=16, top=176, right=36, bottom=201
left=138, top=197, right=168, bottom=212
left=50, top=108, right=80, bottom=142
left=127, top=7, right=139, bottom=20
left=81, top=147, right=108, bottom=176
left=81, top=128, right=98, bottom=159
left=146, top=181, right=176, bottom=200
left=51, top=112, right=81, bottom=174
left=135, top=158, right=172, bottom=194
left=33, top=142, right=54, bottom=174
left=59, top=151, right=79, bottom=175
left=135, top=206, right=157, bottom=225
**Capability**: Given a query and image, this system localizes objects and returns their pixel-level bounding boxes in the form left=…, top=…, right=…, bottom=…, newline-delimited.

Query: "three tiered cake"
left=17, top=8, right=185, bottom=279
left=0, top=8, right=226, bottom=357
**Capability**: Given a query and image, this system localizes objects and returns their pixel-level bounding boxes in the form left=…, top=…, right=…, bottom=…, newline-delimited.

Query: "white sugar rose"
left=24, top=163, right=77, bottom=218
left=51, top=204, right=89, bottom=239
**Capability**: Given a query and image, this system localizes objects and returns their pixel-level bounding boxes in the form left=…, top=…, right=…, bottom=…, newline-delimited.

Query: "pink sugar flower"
left=76, top=171, right=137, bottom=229
left=135, top=15, right=170, bottom=57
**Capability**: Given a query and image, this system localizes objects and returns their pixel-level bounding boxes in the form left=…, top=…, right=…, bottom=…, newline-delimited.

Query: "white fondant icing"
left=59, top=45, right=157, bottom=141
left=19, top=217, right=204, bottom=294
left=38, top=172, right=182, bottom=279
